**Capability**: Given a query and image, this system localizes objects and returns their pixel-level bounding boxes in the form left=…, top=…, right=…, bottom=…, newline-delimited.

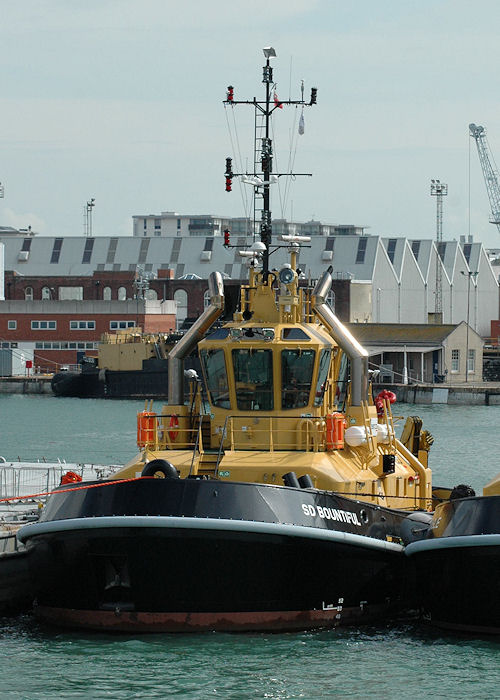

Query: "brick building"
left=0, top=299, right=176, bottom=375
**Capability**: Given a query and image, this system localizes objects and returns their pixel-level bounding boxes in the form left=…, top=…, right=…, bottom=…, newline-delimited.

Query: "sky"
left=2, top=0, right=500, bottom=248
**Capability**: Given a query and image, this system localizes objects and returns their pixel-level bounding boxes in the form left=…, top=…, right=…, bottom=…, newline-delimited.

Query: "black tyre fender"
left=141, top=459, right=179, bottom=479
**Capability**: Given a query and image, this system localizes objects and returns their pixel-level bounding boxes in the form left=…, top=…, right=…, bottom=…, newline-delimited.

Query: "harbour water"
left=1, top=395, right=499, bottom=699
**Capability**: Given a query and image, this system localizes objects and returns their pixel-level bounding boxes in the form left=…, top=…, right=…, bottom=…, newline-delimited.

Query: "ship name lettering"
left=301, top=503, right=361, bottom=526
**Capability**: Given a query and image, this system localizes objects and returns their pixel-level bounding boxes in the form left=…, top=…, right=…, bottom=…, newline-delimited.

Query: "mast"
left=224, top=47, right=317, bottom=276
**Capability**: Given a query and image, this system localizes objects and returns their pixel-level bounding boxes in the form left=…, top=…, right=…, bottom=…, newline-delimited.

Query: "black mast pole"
left=223, top=48, right=316, bottom=278
left=261, top=55, right=273, bottom=277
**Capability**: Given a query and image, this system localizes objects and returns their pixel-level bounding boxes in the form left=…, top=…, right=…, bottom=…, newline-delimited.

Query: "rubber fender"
left=141, top=459, right=179, bottom=479
left=399, top=511, right=433, bottom=545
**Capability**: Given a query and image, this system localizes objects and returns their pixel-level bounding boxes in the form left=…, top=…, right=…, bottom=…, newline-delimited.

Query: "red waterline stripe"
left=34, top=605, right=342, bottom=633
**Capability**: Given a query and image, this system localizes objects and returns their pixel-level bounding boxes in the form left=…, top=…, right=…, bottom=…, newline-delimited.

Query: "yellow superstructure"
left=114, top=254, right=432, bottom=512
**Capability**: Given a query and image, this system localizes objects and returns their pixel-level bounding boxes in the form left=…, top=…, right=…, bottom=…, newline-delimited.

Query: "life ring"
left=141, top=459, right=179, bottom=479
left=168, top=414, right=179, bottom=442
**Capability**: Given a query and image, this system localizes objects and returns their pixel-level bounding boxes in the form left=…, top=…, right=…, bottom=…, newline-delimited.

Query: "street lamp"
left=461, top=270, right=478, bottom=382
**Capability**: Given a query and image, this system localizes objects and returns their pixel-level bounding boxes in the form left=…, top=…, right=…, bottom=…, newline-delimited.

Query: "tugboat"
left=51, top=328, right=200, bottom=399
left=18, top=48, right=435, bottom=633
left=405, top=477, right=500, bottom=634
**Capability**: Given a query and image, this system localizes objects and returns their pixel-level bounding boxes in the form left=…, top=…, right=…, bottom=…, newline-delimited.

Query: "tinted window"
left=200, top=349, right=230, bottom=409
left=281, top=349, right=315, bottom=409
left=281, top=328, right=310, bottom=340
left=314, top=349, right=331, bottom=406
left=206, top=328, right=230, bottom=340
left=232, top=349, right=273, bottom=411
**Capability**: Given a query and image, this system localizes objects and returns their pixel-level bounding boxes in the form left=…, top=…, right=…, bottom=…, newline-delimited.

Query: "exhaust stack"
left=168, top=271, right=224, bottom=405
left=312, top=267, right=369, bottom=406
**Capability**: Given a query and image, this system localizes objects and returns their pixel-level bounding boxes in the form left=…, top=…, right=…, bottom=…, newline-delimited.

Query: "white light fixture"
left=279, top=234, right=311, bottom=243
left=263, top=47, right=276, bottom=58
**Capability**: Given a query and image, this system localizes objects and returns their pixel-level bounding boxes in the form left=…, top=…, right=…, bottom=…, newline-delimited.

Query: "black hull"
left=51, top=357, right=201, bottom=399
left=406, top=496, right=500, bottom=634
left=18, top=479, right=421, bottom=632
left=0, top=547, right=34, bottom=613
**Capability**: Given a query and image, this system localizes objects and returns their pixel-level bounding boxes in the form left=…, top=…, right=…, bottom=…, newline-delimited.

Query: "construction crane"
left=469, top=123, right=500, bottom=232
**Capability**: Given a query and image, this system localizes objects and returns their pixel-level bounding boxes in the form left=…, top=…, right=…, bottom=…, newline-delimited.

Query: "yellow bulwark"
left=115, top=258, right=432, bottom=513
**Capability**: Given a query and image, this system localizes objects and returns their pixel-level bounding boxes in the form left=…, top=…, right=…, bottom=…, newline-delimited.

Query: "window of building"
left=24, top=287, right=33, bottom=301
left=118, top=286, right=127, bottom=301
left=468, top=349, right=475, bottom=374
left=356, top=237, right=367, bottom=264
left=59, top=286, right=83, bottom=301
left=82, top=237, right=95, bottom=264
left=7, top=320, right=17, bottom=330
left=387, top=239, right=397, bottom=264
left=31, top=320, right=57, bottom=330
left=31, top=340, right=101, bottom=350
left=411, top=240, right=421, bottom=261
left=41, top=286, right=54, bottom=300
left=103, top=286, right=112, bottom=301
left=106, top=238, right=118, bottom=264
left=69, top=320, right=96, bottom=330
left=451, top=349, right=460, bottom=372
left=109, top=320, right=136, bottom=330
left=138, top=238, right=150, bottom=264
left=50, top=238, right=63, bottom=264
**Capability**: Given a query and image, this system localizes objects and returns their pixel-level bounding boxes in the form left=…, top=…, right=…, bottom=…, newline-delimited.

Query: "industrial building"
left=0, top=218, right=498, bottom=378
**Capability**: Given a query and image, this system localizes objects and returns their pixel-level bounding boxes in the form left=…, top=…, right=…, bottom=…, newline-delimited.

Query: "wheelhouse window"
left=200, top=348, right=230, bottom=409
left=232, top=349, right=273, bottom=411
left=281, top=349, right=315, bottom=409
left=314, top=349, right=331, bottom=406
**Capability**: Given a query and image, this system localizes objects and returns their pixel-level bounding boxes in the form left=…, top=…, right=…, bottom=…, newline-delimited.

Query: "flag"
left=298, top=111, right=305, bottom=135
left=274, top=91, right=283, bottom=109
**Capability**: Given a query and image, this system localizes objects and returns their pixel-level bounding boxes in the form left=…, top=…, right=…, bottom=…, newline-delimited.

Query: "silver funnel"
left=312, top=267, right=369, bottom=406
left=168, top=271, right=225, bottom=405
